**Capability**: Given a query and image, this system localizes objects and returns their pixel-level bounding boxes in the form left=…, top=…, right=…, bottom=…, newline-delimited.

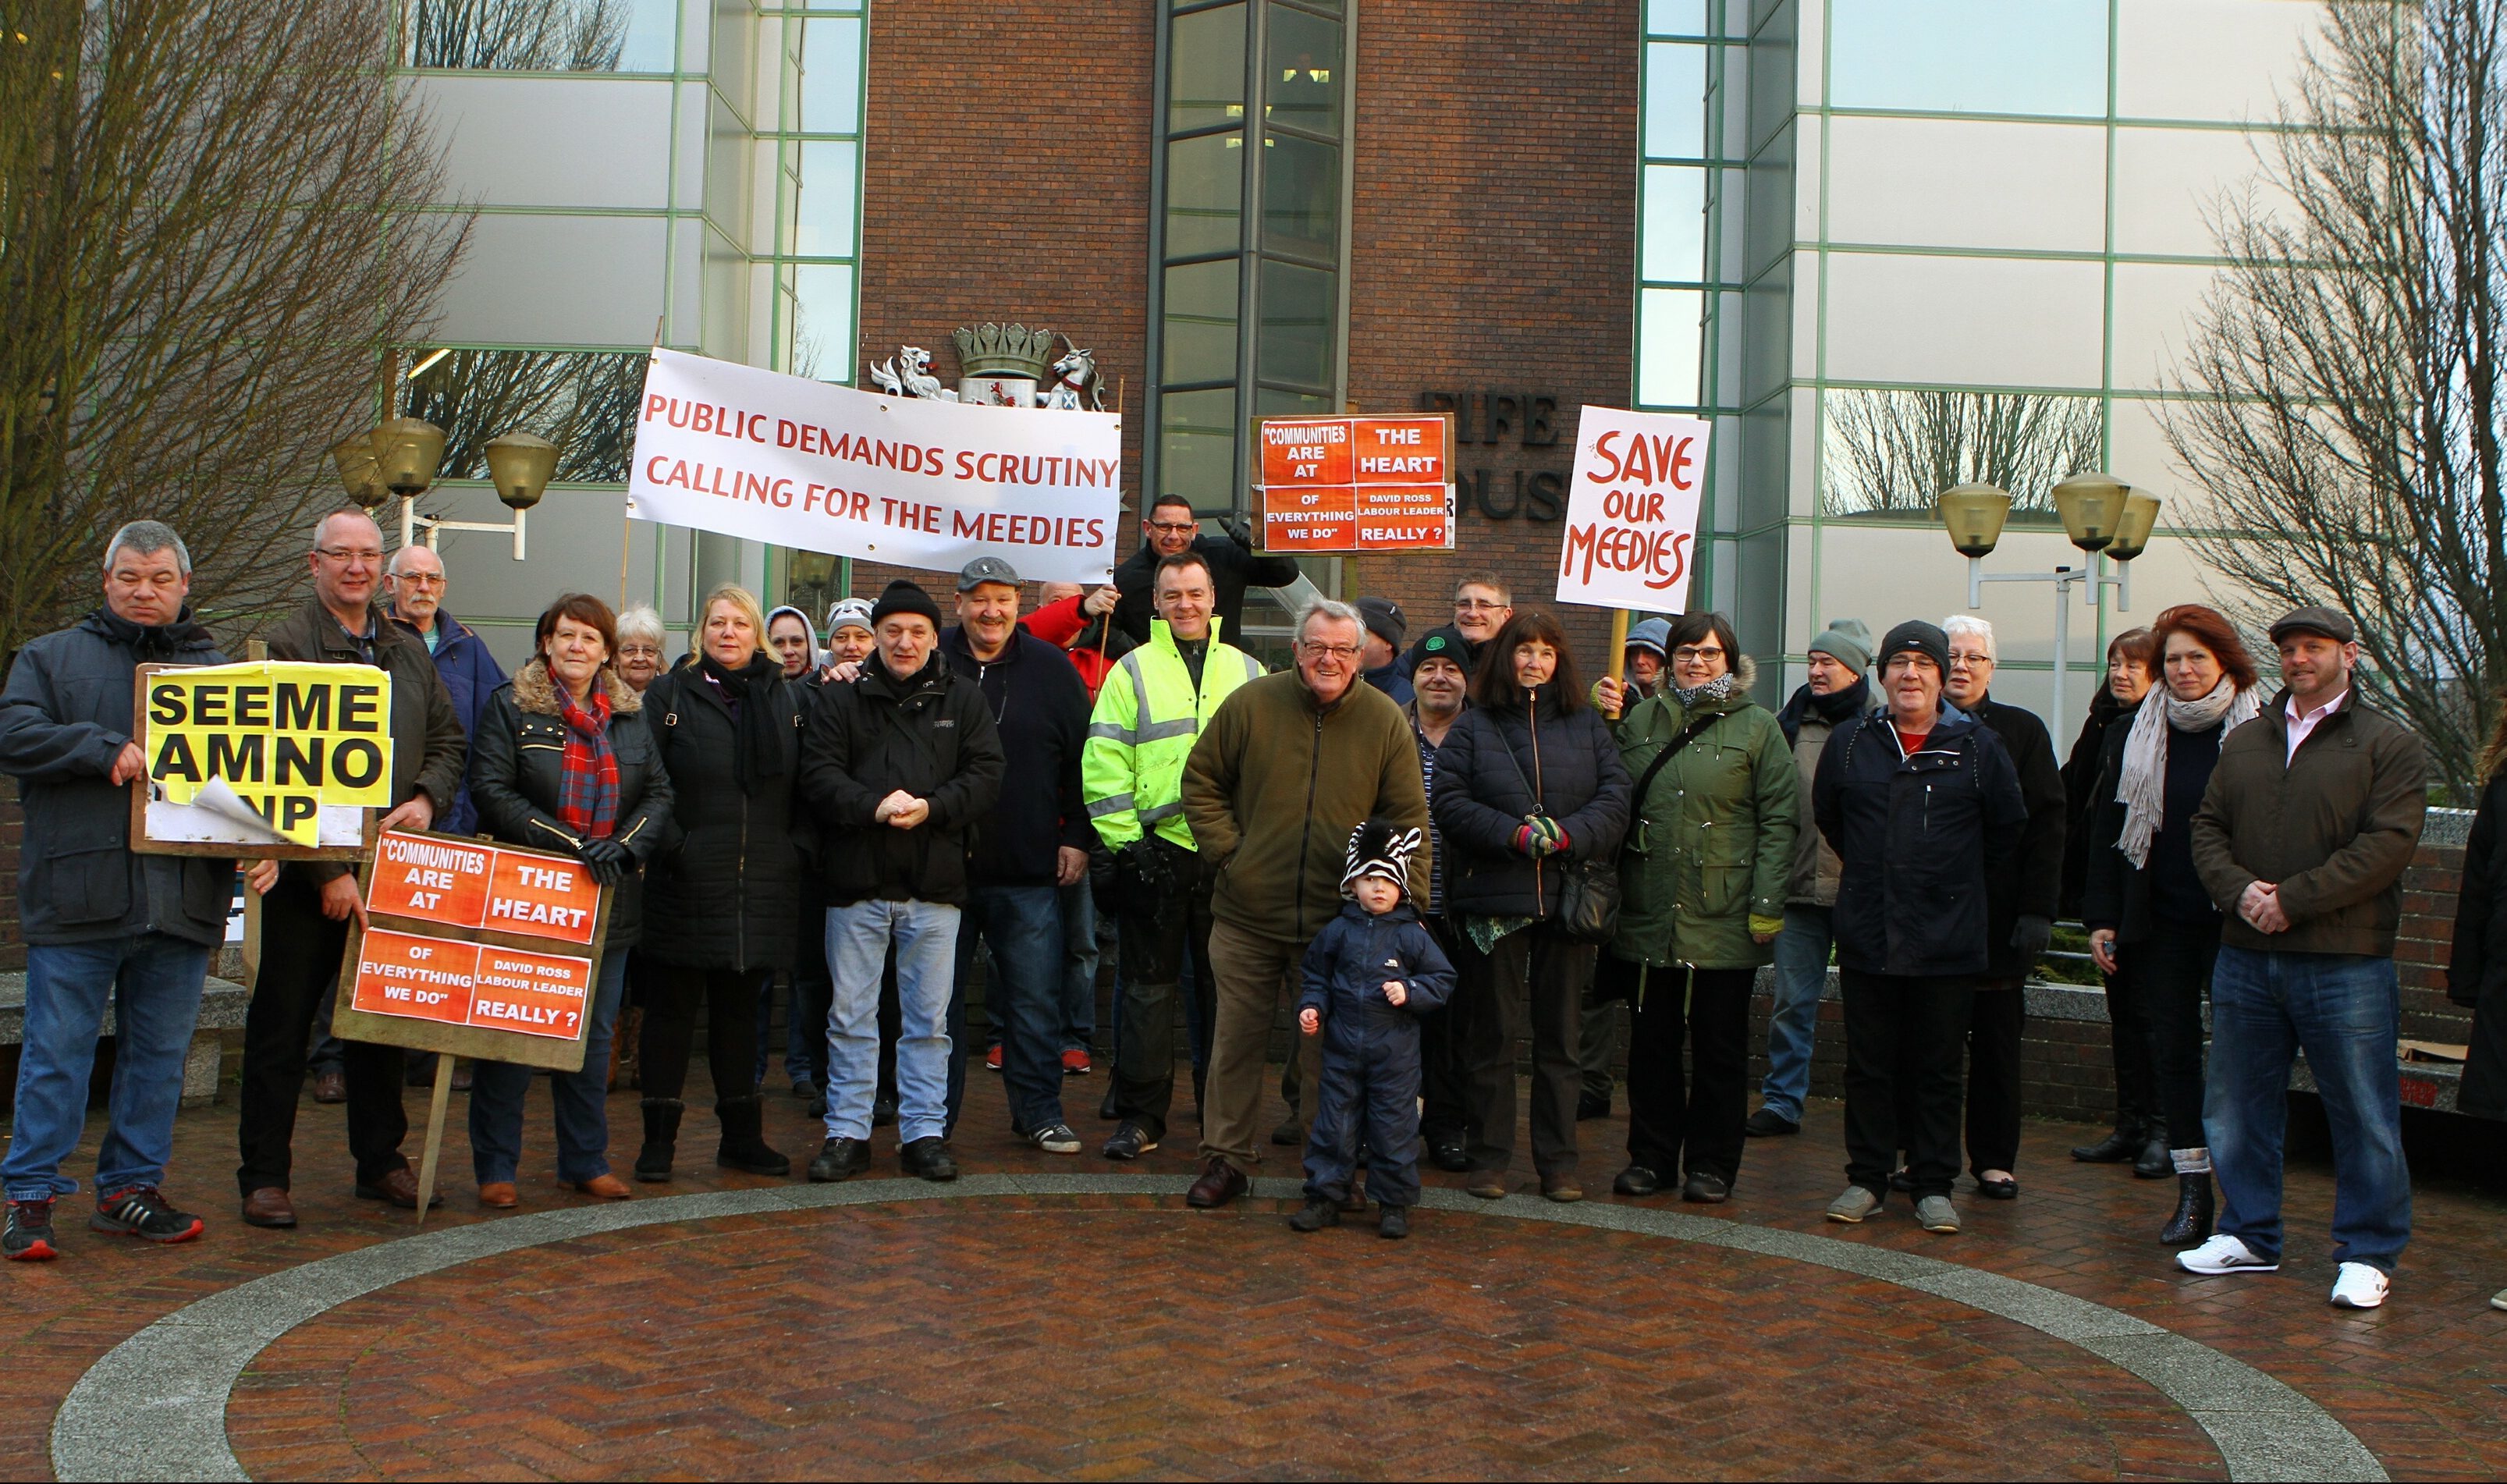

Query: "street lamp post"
left=1935, top=473, right=2163, bottom=743
left=328, top=418, right=558, bottom=559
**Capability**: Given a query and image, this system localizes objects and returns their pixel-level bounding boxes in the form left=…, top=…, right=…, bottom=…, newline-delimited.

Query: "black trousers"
left=1623, top=964, right=1755, bottom=1184
left=641, top=965, right=771, bottom=1106
left=236, top=874, right=410, bottom=1194
left=1418, top=914, right=1473, bottom=1146
left=1112, top=840, right=1216, bottom=1144
left=1841, top=969, right=1974, bottom=1200
left=1454, top=921, right=1593, bottom=1179
left=2100, top=957, right=2158, bottom=1131
left=2132, top=915, right=2221, bottom=1150
left=1961, top=983, right=2025, bottom=1176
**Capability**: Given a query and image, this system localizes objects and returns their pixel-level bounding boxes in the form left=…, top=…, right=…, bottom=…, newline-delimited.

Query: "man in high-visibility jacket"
left=1082, top=549, right=1264, bottom=1162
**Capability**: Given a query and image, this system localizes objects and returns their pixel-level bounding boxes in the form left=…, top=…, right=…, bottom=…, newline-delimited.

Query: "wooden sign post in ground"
left=333, top=829, right=610, bottom=1225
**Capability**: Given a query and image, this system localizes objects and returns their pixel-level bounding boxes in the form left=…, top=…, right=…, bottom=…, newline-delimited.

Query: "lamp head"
left=1936, top=483, right=2013, bottom=559
left=369, top=417, right=447, bottom=497
left=483, top=430, right=559, bottom=511
left=2106, top=492, right=2163, bottom=561
left=330, top=434, right=388, bottom=510
left=2052, top=472, right=2130, bottom=554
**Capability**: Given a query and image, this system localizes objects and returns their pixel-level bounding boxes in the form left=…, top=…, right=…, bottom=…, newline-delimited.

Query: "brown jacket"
left=265, top=598, right=470, bottom=882
left=1182, top=669, right=1429, bottom=943
left=2190, top=689, right=2426, bottom=956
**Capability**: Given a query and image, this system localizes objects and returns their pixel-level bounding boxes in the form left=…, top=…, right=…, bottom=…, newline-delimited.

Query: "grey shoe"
left=1825, top=1184, right=1882, bottom=1223
left=1916, top=1195, right=1960, bottom=1233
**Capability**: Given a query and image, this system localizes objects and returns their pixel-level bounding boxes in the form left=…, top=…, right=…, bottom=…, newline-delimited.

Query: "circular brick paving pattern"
left=222, top=1195, right=2230, bottom=1482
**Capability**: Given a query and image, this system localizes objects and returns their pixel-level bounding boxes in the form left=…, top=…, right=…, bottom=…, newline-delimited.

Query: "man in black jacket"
left=0, top=522, right=264, bottom=1259
left=1110, top=494, right=1301, bottom=646
left=800, top=580, right=1005, bottom=1184
left=938, top=558, right=1092, bottom=1155
left=1937, top=615, right=2068, bottom=1198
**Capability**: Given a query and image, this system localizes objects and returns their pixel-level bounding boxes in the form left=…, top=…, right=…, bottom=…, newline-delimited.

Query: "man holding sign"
left=235, top=509, right=469, bottom=1228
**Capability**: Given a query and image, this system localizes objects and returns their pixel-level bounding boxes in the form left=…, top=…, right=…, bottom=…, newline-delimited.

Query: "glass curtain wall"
left=1147, top=0, right=1353, bottom=524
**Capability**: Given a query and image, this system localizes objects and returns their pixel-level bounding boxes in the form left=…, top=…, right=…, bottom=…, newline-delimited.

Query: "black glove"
left=577, top=836, right=633, bottom=888
left=2008, top=914, right=2053, bottom=959
left=1115, top=841, right=1176, bottom=903
left=1088, top=844, right=1120, bottom=918
left=1222, top=515, right=1255, bottom=550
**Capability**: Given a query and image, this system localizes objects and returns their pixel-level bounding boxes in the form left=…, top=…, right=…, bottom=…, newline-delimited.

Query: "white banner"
left=1555, top=406, right=1709, bottom=613
left=624, top=348, right=1125, bottom=582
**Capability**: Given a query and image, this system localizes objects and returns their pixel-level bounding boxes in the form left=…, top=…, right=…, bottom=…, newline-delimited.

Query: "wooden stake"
left=411, top=1053, right=453, bottom=1228
left=1605, top=609, right=1632, bottom=720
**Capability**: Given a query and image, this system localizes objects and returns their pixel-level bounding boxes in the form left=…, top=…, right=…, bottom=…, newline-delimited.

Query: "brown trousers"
left=1198, top=917, right=1323, bottom=1167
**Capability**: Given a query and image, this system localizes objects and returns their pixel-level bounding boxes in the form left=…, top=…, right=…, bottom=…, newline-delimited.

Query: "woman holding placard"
left=467, top=593, right=673, bottom=1208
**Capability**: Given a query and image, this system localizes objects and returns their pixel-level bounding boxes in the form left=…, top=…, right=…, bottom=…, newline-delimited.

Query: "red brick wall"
left=2397, top=840, right=2474, bottom=1046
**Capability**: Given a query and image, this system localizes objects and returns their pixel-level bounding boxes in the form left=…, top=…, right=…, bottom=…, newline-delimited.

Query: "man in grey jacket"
left=0, top=522, right=272, bottom=1260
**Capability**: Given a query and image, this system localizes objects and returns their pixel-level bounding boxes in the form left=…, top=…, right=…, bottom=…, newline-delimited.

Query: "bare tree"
left=2164, top=0, right=2507, bottom=795
left=404, top=0, right=630, bottom=72
left=1823, top=389, right=2104, bottom=517
left=0, top=0, right=471, bottom=659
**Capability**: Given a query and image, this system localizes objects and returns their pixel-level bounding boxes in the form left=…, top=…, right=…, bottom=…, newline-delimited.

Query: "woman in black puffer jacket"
left=1431, top=610, right=1631, bottom=1202
left=637, top=583, right=813, bottom=1182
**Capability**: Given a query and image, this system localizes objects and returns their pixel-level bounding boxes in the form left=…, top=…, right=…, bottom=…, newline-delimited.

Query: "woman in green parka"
left=1602, top=611, right=1799, bottom=1202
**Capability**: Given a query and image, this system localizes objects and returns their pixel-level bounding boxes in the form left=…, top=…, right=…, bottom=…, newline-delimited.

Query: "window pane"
left=1828, top=0, right=2108, bottom=117
left=1821, top=253, right=2104, bottom=388
left=2115, top=0, right=2324, bottom=123
left=1169, top=3, right=1247, bottom=133
left=405, top=0, right=678, bottom=71
left=1644, top=41, right=1707, bottom=158
left=1159, top=386, right=1238, bottom=509
left=801, top=18, right=864, bottom=133
left=1820, top=387, right=2104, bottom=517
left=1256, top=259, right=1333, bottom=389
left=792, top=262, right=856, bottom=383
left=1261, top=133, right=1337, bottom=258
left=1824, top=115, right=2105, bottom=252
left=1163, top=259, right=1241, bottom=384
left=1166, top=132, right=1244, bottom=258
left=1265, top=3, right=1342, bottom=137
left=1257, top=387, right=1333, bottom=417
left=1637, top=286, right=1703, bottom=407
left=793, top=140, right=858, bottom=257
left=402, top=349, right=646, bottom=483
left=1647, top=0, right=1707, bottom=35
left=1642, top=164, right=1707, bottom=282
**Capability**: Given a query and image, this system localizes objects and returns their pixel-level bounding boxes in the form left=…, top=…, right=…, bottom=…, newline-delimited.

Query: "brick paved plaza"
left=5, top=1066, right=2502, bottom=1482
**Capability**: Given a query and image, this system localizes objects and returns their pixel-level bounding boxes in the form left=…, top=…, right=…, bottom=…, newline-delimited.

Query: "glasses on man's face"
left=1455, top=598, right=1505, bottom=612
left=315, top=546, right=383, bottom=565
left=1948, top=651, right=1993, bottom=669
left=1673, top=646, right=1724, bottom=664
left=1298, top=641, right=1362, bottom=660
left=1149, top=520, right=1198, bottom=535
left=394, top=573, right=446, bottom=588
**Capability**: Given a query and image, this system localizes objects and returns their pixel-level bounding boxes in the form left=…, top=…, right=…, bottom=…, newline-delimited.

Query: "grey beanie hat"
left=1807, top=617, right=1875, bottom=673
left=1625, top=616, right=1672, bottom=660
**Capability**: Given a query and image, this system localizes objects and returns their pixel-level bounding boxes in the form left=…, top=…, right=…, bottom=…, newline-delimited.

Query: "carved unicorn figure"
left=1038, top=339, right=1105, bottom=412
left=868, top=346, right=956, bottom=401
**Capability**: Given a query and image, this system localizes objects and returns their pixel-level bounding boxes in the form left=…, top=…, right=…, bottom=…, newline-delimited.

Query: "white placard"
left=625, top=348, right=1124, bottom=582
left=1555, top=406, right=1709, bottom=613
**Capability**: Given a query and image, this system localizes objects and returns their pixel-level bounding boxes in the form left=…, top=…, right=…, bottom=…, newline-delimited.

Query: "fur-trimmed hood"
left=511, top=655, right=643, bottom=716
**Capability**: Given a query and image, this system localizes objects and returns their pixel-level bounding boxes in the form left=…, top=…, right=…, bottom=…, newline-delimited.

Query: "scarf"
left=554, top=677, right=620, bottom=839
left=1777, top=676, right=1868, bottom=744
left=698, top=650, right=788, bottom=794
left=2115, top=678, right=2261, bottom=868
left=1671, top=672, right=1737, bottom=710
left=91, top=606, right=211, bottom=663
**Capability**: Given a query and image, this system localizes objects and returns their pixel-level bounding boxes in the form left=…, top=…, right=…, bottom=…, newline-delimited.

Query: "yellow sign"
left=144, top=662, right=393, bottom=845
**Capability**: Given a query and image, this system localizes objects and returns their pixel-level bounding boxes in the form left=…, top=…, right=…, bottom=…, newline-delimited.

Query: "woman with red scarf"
left=467, top=593, right=673, bottom=1209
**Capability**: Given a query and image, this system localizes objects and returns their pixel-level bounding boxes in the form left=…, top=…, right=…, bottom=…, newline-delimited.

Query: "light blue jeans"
left=1758, top=906, right=1832, bottom=1124
left=4, top=935, right=210, bottom=1202
left=826, top=900, right=960, bottom=1143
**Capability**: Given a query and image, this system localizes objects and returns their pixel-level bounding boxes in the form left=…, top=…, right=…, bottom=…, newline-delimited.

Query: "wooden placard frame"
left=125, top=662, right=378, bottom=861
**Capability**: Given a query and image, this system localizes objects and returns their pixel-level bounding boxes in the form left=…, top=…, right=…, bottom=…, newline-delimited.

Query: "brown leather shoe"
left=240, top=1187, right=297, bottom=1228
left=354, top=1167, right=443, bottom=1209
left=1185, top=1156, right=1248, bottom=1209
left=570, top=1174, right=632, bottom=1200
left=311, top=1070, right=346, bottom=1104
left=1541, top=1172, right=1584, bottom=1204
left=477, top=1181, right=518, bottom=1209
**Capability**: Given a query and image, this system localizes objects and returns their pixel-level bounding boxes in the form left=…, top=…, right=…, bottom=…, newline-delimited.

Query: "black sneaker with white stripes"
left=1024, top=1123, right=1081, bottom=1156
left=90, top=1186, right=204, bottom=1244
left=3, top=1198, right=58, bottom=1262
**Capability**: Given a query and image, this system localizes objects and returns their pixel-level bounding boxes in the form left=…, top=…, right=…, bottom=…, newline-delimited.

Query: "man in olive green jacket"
left=1178, top=598, right=1429, bottom=1207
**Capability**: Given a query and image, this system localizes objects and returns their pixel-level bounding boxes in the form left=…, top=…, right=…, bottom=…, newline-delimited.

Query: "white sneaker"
left=2177, top=1234, right=2278, bottom=1275
left=2329, top=1262, right=2390, bottom=1310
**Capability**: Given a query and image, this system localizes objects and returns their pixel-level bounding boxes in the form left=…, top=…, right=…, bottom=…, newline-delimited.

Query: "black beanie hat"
left=870, top=579, right=942, bottom=629
left=1878, top=619, right=1950, bottom=677
left=1408, top=623, right=1476, bottom=676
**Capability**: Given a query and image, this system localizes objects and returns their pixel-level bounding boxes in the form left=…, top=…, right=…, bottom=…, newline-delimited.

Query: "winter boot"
left=2069, top=1115, right=2143, bottom=1163
left=2132, top=1119, right=2173, bottom=1179
left=634, top=1099, right=684, bottom=1182
left=2160, top=1173, right=2214, bottom=1246
left=715, top=1095, right=792, bottom=1177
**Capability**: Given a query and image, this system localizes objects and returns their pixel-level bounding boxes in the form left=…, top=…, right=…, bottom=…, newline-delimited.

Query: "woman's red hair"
left=2150, top=604, right=2260, bottom=692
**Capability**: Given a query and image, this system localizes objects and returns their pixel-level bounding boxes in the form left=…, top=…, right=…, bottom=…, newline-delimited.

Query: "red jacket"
left=1021, top=595, right=1130, bottom=699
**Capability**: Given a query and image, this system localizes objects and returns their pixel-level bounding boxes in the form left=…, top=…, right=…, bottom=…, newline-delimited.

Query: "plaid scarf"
left=556, top=680, right=620, bottom=839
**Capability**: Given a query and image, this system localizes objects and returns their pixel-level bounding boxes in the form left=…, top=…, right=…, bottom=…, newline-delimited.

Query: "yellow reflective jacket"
left=1082, top=618, right=1263, bottom=851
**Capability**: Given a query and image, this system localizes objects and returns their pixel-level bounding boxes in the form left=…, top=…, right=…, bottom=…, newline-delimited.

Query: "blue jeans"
left=469, top=950, right=630, bottom=1184
left=827, top=900, right=958, bottom=1143
left=2207, top=946, right=2411, bottom=1272
left=1758, top=907, right=1831, bottom=1124
left=4, top=935, right=210, bottom=1202
left=1058, top=878, right=1098, bottom=1054
left=947, top=884, right=1067, bottom=1137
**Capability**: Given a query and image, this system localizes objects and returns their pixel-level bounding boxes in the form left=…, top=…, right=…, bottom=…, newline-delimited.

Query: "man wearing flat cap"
left=1356, top=597, right=1412, bottom=706
left=2183, top=605, right=2425, bottom=1311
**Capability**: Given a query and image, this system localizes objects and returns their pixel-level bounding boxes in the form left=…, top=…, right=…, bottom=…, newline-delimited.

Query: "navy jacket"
left=940, top=626, right=1092, bottom=888
left=1813, top=705, right=2028, bottom=978
left=1431, top=691, right=1632, bottom=918
left=800, top=651, right=1006, bottom=907
left=1298, top=898, right=1456, bottom=1057
left=0, top=610, right=234, bottom=948
left=399, top=609, right=508, bottom=837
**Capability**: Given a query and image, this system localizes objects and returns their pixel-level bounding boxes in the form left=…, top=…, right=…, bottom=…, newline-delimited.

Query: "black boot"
left=2070, top=1117, right=2143, bottom=1163
left=2132, top=1120, right=2173, bottom=1179
left=2159, top=1173, right=2214, bottom=1246
left=715, top=1095, right=792, bottom=1177
left=635, top=1098, right=683, bottom=1182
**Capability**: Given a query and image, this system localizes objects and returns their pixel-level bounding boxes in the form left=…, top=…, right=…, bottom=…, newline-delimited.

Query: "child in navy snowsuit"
left=1291, top=818, right=1455, bottom=1239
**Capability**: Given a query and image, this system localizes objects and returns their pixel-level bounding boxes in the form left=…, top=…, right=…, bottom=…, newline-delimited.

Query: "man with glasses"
left=1179, top=598, right=1430, bottom=1209
left=1400, top=571, right=1514, bottom=683
left=383, top=543, right=506, bottom=836
left=1110, top=494, right=1301, bottom=647
left=236, top=509, right=468, bottom=1229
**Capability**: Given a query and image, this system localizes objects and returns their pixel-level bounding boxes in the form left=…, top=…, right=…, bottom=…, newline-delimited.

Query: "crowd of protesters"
left=1, top=503, right=2500, bottom=1313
